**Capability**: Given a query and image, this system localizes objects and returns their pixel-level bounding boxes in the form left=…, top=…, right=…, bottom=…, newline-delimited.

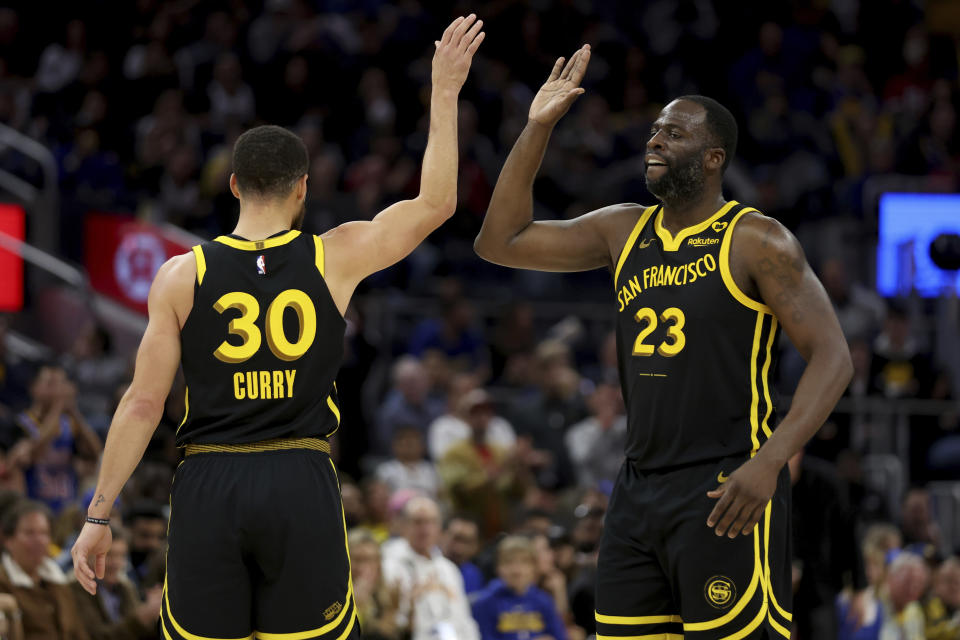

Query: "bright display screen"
left=877, top=193, right=960, bottom=297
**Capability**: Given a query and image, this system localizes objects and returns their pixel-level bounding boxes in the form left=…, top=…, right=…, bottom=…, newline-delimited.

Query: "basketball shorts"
left=595, top=454, right=792, bottom=640
left=161, top=439, right=360, bottom=640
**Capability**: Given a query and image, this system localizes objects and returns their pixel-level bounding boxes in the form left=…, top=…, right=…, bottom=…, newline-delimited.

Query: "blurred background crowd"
left=0, top=0, right=959, bottom=638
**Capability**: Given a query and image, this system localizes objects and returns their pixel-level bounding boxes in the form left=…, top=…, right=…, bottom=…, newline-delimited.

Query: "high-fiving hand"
left=529, top=44, right=591, bottom=127
left=432, top=14, right=485, bottom=93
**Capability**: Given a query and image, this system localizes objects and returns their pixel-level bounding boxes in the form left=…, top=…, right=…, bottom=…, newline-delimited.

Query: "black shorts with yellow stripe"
left=161, top=438, right=360, bottom=640
left=595, top=454, right=792, bottom=640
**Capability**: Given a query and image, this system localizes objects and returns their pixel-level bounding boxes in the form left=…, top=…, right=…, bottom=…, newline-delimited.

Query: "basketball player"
left=71, top=15, right=484, bottom=639
left=474, top=45, right=853, bottom=639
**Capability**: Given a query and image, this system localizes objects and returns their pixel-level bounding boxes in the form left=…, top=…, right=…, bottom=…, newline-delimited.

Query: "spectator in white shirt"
left=375, top=425, right=439, bottom=498
left=381, top=496, right=480, bottom=640
left=428, top=383, right=516, bottom=461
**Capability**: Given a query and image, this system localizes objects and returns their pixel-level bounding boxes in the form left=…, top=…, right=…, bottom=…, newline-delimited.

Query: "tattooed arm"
left=707, top=213, right=853, bottom=537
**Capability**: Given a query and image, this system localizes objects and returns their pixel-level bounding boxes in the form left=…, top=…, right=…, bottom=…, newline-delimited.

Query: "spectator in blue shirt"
left=472, top=536, right=567, bottom=640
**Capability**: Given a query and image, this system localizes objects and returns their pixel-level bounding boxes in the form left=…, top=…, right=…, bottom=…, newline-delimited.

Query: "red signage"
left=0, top=204, right=25, bottom=312
left=84, top=213, right=194, bottom=314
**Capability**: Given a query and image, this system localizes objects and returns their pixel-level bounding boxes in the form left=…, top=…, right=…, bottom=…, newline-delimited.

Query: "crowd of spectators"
left=1, top=278, right=959, bottom=638
left=0, top=0, right=957, bottom=275
left=0, top=0, right=959, bottom=638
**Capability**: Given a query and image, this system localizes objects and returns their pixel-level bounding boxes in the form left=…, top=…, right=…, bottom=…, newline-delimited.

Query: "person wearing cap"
left=437, top=390, right=535, bottom=538
left=429, top=383, right=517, bottom=461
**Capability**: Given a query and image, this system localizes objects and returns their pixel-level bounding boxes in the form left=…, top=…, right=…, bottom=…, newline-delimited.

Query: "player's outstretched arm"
left=474, top=45, right=621, bottom=273
left=71, top=254, right=193, bottom=594
left=321, top=15, right=484, bottom=314
left=707, top=216, right=853, bottom=537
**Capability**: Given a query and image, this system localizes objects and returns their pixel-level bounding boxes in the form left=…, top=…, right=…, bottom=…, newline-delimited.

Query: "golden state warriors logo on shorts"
left=704, top=575, right=736, bottom=609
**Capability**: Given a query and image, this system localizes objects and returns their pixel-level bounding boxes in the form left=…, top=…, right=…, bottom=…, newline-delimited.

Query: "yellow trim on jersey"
left=769, top=611, right=791, bottom=639
left=595, top=613, right=683, bottom=625
left=683, top=502, right=776, bottom=640
left=732, top=503, right=775, bottom=640
left=163, top=575, right=254, bottom=640
left=719, top=208, right=773, bottom=313
left=613, top=206, right=659, bottom=287
left=596, top=635, right=683, bottom=640
left=716, top=506, right=771, bottom=640
left=254, top=460, right=357, bottom=639
left=654, top=200, right=738, bottom=252
left=192, top=246, right=206, bottom=285
left=184, top=437, right=331, bottom=456
left=313, top=235, right=326, bottom=276
left=213, top=230, right=301, bottom=251
left=760, top=317, right=778, bottom=439
left=178, top=387, right=189, bottom=434
left=327, top=396, right=341, bottom=424
left=683, top=524, right=762, bottom=632
left=325, top=382, right=341, bottom=438
left=748, top=313, right=764, bottom=456
left=765, top=491, right=792, bottom=632
left=769, top=589, right=792, bottom=625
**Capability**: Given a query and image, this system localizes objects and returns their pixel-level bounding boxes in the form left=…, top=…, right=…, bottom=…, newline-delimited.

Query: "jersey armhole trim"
left=719, top=208, right=773, bottom=314
left=191, top=245, right=206, bottom=286
left=313, top=235, right=325, bottom=277
left=613, top=206, right=658, bottom=287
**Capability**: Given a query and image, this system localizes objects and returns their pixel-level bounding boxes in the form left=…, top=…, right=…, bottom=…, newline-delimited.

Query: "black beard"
left=291, top=201, right=306, bottom=231
left=644, top=152, right=707, bottom=207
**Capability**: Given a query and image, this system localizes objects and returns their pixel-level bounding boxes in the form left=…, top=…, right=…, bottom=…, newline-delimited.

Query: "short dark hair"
left=30, top=361, right=62, bottom=383
left=232, top=125, right=309, bottom=199
left=1, top=500, right=51, bottom=538
left=676, top=95, right=738, bottom=172
left=445, top=513, right=479, bottom=531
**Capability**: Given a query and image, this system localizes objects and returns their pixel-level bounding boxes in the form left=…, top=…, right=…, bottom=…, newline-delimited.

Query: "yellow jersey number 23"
left=212, top=289, right=317, bottom=363
left=632, top=306, right=686, bottom=357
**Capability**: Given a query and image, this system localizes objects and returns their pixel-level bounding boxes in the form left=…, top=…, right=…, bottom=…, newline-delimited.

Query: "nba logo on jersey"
left=256, top=255, right=266, bottom=275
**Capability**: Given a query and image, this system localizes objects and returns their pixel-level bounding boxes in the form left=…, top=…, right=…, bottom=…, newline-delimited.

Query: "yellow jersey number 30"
left=212, top=289, right=317, bottom=363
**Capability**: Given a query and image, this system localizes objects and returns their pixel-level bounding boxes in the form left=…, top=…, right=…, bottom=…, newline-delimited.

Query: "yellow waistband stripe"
left=184, top=437, right=331, bottom=456
left=595, top=613, right=683, bottom=625
left=596, top=634, right=683, bottom=640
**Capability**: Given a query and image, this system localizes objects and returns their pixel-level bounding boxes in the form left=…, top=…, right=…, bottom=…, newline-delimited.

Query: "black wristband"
left=86, top=516, right=110, bottom=526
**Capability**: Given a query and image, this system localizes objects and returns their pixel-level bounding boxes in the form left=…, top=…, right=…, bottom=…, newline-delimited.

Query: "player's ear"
left=704, top=147, right=725, bottom=173
left=229, top=173, right=241, bottom=200
left=296, top=174, right=308, bottom=201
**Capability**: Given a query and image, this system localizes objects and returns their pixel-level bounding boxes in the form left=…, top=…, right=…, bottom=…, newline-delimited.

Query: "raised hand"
left=529, top=44, right=591, bottom=127
left=432, top=14, right=485, bottom=94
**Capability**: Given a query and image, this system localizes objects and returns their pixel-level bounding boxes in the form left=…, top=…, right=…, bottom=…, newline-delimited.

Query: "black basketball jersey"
left=177, top=229, right=345, bottom=446
left=613, top=201, right=780, bottom=471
